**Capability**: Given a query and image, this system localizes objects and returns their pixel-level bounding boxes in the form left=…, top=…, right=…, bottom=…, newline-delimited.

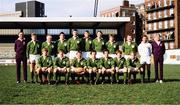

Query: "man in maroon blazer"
left=14, top=32, right=27, bottom=83
left=152, top=34, right=166, bottom=83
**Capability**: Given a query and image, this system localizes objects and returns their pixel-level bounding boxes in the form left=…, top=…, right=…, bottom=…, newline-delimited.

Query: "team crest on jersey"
left=52, top=45, right=54, bottom=48
left=64, top=43, right=67, bottom=46
left=63, top=61, right=66, bottom=64
left=121, top=60, right=124, bottom=63
left=108, top=61, right=111, bottom=64
left=81, top=62, right=84, bottom=65
left=114, top=45, right=116, bottom=48
left=102, top=42, right=104, bottom=45
left=131, top=45, right=135, bottom=48
left=89, top=41, right=92, bottom=44
left=77, top=40, right=80, bottom=43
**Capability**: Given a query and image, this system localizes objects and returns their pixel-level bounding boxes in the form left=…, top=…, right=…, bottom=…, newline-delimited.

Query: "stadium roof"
left=0, top=17, right=130, bottom=29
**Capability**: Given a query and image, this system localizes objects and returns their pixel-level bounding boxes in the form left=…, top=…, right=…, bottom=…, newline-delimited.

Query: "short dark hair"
left=90, top=50, right=96, bottom=54
left=85, top=30, right=90, bottom=34
left=103, top=49, right=109, bottom=54
left=18, top=31, right=24, bottom=35
left=130, top=52, right=137, bottom=55
left=42, top=48, right=48, bottom=52
left=58, top=50, right=64, bottom=53
left=76, top=50, right=82, bottom=54
left=116, top=50, right=122, bottom=55
left=31, top=33, right=36, bottom=37
left=85, top=30, right=89, bottom=33
left=59, top=32, right=65, bottom=35
left=127, top=34, right=132, bottom=38
left=73, top=29, right=78, bottom=32
left=109, top=34, right=114, bottom=37
left=97, top=31, right=103, bottom=34
left=142, top=35, right=148, bottom=39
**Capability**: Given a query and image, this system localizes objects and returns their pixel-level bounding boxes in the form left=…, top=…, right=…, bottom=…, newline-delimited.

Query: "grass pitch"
left=0, top=65, right=180, bottom=104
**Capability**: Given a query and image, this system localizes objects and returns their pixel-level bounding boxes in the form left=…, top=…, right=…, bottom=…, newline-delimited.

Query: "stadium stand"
left=0, top=43, right=15, bottom=59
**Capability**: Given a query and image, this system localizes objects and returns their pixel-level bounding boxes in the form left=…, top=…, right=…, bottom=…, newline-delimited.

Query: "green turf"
left=0, top=65, right=180, bottom=104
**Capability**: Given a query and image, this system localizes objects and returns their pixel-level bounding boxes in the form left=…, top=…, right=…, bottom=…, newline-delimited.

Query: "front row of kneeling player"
left=34, top=48, right=144, bottom=85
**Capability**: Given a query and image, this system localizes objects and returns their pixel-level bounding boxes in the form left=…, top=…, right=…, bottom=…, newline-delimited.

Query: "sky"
left=0, top=0, right=144, bottom=17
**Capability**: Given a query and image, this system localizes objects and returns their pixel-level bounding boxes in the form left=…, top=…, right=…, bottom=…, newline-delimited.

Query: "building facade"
left=15, top=1, right=45, bottom=17
left=144, top=0, right=180, bottom=49
left=100, top=0, right=139, bottom=43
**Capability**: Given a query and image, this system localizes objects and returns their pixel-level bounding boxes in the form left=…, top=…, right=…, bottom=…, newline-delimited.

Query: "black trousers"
left=154, top=57, right=164, bottom=80
left=16, top=56, right=27, bottom=82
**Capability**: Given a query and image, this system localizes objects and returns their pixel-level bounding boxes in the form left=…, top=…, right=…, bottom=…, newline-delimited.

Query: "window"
left=148, top=13, right=151, bottom=20
left=47, top=29, right=69, bottom=35
left=154, top=22, right=157, bottom=30
left=164, top=21, right=168, bottom=28
left=0, top=29, right=20, bottom=35
left=159, top=1, right=162, bottom=7
left=159, top=21, right=163, bottom=29
left=159, top=33, right=163, bottom=40
left=159, top=11, right=162, bottom=18
left=170, top=0, right=174, bottom=5
left=164, top=0, right=167, bottom=6
left=132, top=12, right=136, bottom=16
left=96, top=29, right=117, bottom=35
left=122, top=11, right=126, bottom=17
left=164, top=10, right=167, bottom=17
left=147, top=2, right=151, bottom=9
left=148, top=24, right=152, bottom=30
left=170, top=8, right=174, bottom=15
left=24, top=29, right=45, bottom=35
left=170, top=20, right=174, bottom=27
left=112, top=12, right=115, bottom=17
left=153, top=12, right=156, bottom=19
left=133, top=21, right=135, bottom=25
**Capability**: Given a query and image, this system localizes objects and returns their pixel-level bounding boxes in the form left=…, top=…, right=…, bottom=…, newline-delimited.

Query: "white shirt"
left=138, top=42, right=152, bottom=57
left=155, top=41, right=161, bottom=46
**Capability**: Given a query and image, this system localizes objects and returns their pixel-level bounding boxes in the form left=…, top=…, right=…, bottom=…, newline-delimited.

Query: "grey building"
left=15, top=0, right=45, bottom=17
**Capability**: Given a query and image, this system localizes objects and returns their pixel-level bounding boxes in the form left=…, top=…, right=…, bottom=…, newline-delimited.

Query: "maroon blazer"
left=14, top=39, right=27, bottom=58
left=151, top=41, right=166, bottom=58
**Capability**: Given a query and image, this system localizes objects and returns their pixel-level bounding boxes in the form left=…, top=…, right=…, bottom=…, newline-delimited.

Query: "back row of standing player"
left=27, top=29, right=133, bottom=59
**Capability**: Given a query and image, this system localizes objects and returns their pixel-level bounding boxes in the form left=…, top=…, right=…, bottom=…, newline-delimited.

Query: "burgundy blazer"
left=151, top=41, right=166, bottom=58
left=14, top=39, right=27, bottom=58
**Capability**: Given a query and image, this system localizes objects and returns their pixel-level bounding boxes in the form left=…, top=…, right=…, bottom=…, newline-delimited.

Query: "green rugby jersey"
left=37, top=56, right=53, bottom=67
left=26, top=40, right=41, bottom=58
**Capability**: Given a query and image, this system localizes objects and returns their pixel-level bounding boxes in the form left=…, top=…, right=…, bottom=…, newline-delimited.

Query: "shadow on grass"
left=164, top=79, right=180, bottom=82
